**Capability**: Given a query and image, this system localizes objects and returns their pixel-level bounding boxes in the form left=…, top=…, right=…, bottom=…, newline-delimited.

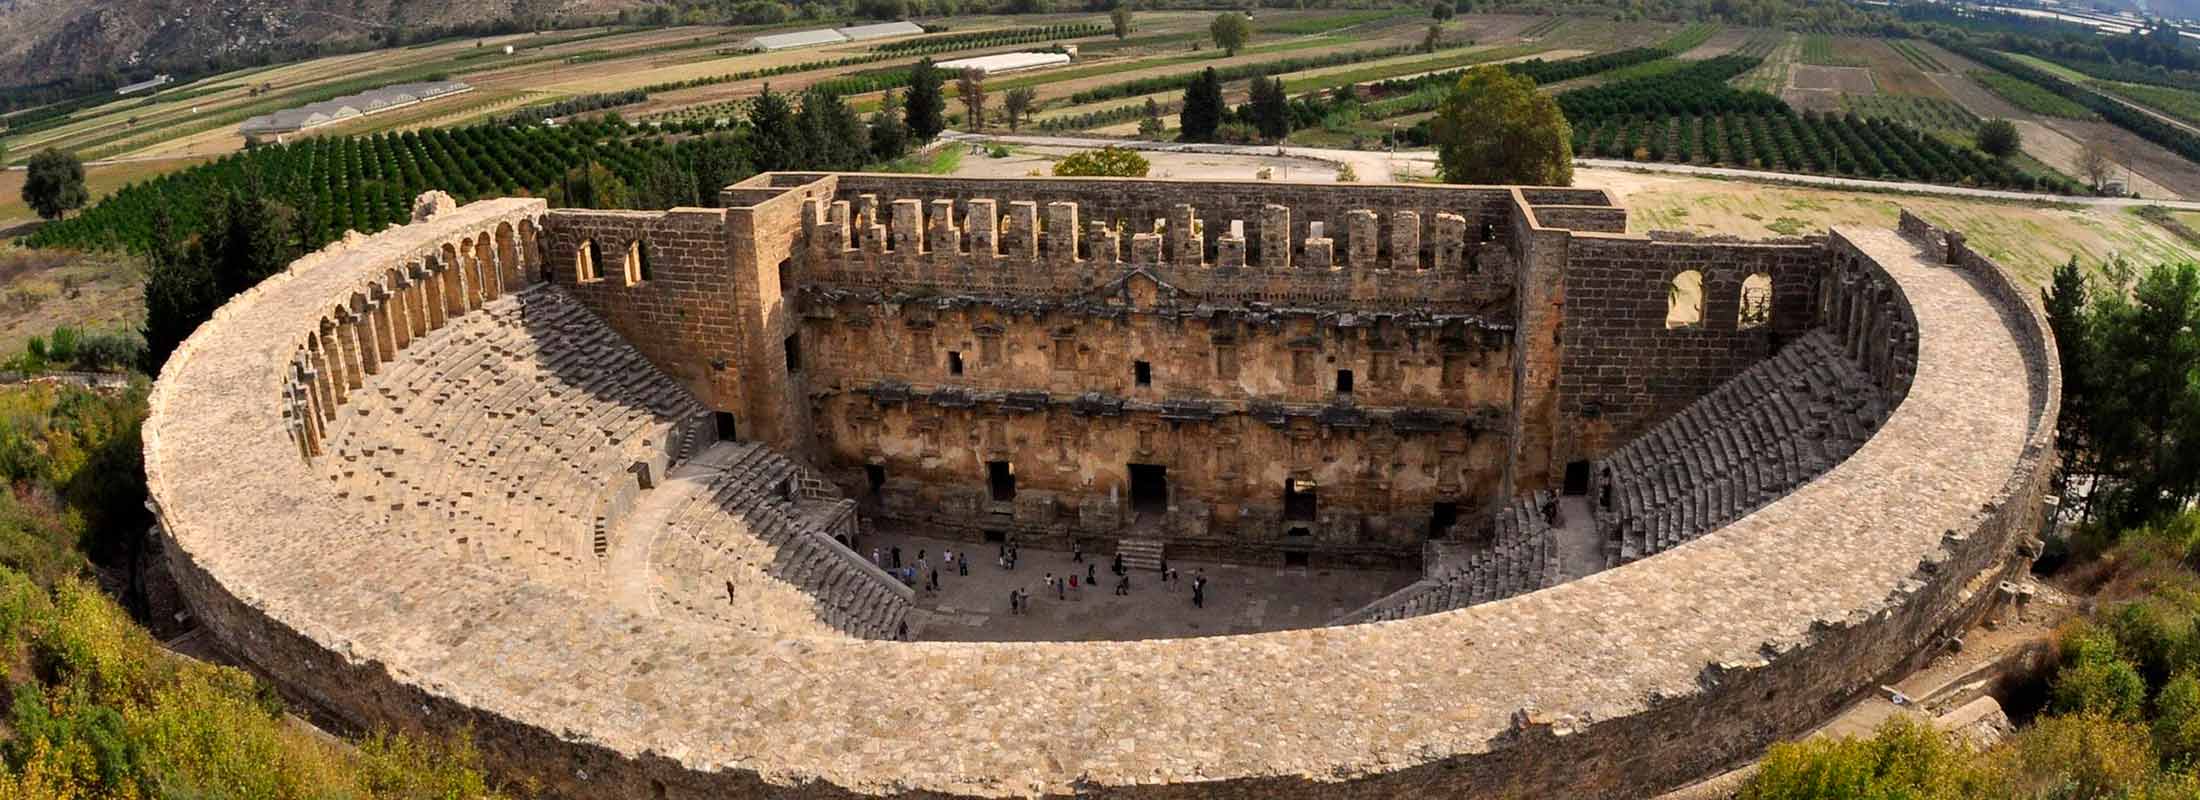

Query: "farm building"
left=116, top=74, right=173, bottom=96
left=837, top=21, right=927, bottom=40
left=239, top=80, right=472, bottom=143
left=739, top=28, right=850, bottom=51
left=738, top=21, right=925, bottom=51
left=936, top=51, right=1072, bottom=76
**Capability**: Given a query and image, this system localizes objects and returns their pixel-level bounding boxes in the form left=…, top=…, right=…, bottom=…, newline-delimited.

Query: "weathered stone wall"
left=541, top=208, right=747, bottom=421
left=1551, top=233, right=1824, bottom=461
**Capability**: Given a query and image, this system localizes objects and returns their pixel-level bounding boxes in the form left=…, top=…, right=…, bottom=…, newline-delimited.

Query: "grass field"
left=1732, top=34, right=1797, bottom=93
left=1969, top=69, right=2097, bottom=119
left=1887, top=40, right=1947, bottom=73
left=2095, top=81, right=2200, bottom=128
left=1840, top=94, right=1978, bottom=132
left=1800, top=34, right=1867, bottom=68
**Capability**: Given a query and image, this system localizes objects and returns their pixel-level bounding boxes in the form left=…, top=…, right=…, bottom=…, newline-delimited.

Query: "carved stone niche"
left=1014, top=491, right=1059, bottom=526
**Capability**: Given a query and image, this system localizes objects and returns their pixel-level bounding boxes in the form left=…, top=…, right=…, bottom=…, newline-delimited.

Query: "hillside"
left=0, top=0, right=647, bottom=91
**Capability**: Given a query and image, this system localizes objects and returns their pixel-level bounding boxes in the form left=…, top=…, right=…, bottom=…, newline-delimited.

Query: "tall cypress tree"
left=1178, top=68, right=1224, bottom=143
left=748, top=86, right=805, bottom=171
left=1250, top=75, right=1291, bottom=142
left=905, top=58, right=947, bottom=142
left=2042, top=256, right=2093, bottom=510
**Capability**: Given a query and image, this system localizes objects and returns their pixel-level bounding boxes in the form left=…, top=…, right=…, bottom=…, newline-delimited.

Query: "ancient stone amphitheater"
left=144, top=174, right=2057, bottom=798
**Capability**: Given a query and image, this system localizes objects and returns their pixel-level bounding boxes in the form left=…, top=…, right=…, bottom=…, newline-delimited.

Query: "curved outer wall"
left=146, top=193, right=2056, bottom=799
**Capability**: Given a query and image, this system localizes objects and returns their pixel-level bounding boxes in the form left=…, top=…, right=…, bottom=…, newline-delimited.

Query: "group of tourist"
left=864, top=535, right=1216, bottom=624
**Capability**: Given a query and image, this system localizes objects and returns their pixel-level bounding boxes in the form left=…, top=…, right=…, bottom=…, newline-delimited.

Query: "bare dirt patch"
left=2010, top=120, right=2178, bottom=200
left=1857, top=39, right=1948, bottom=97
left=1789, top=65, right=1876, bottom=93
left=1677, top=27, right=1752, bottom=60
left=0, top=249, right=145, bottom=356
left=2044, top=119, right=2200, bottom=200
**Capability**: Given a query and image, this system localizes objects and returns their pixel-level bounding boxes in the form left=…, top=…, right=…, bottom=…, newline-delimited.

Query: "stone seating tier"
left=1596, top=330, right=1890, bottom=566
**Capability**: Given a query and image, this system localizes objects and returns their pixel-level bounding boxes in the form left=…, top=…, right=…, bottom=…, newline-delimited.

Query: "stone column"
left=1046, top=202, right=1081, bottom=265
left=414, top=263, right=445, bottom=331
left=1303, top=234, right=1334, bottom=270
left=307, top=338, right=341, bottom=412
left=967, top=199, right=999, bottom=261
left=1347, top=209, right=1378, bottom=269
left=1391, top=211, right=1421, bottom=270
left=1005, top=201, right=1040, bottom=262
left=1258, top=204, right=1291, bottom=270
left=889, top=199, right=924, bottom=259
left=326, top=316, right=362, bottom=393
left=1168, top=204, right=1202, bottom=267
left=349, top=296, right=381, bottom=376
left=928, top=199, right=960, bottom=256
left=1130, top=233, right=1164, bottom=265
left=369, top=287, right=399, bottom=362
left=1433, top=213, right=1468, bottom=272
left=1085, top=221, right=1120, bottom=265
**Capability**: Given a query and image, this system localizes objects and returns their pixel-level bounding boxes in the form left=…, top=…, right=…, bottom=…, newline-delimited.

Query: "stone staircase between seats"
left=650, top=442, right=912, bottom=639
left=1331, top=491, right=1563, bottom=624
left=1596, top=329, right=1892, bottom=566
left=1117, top=537, right=1165, bottom=571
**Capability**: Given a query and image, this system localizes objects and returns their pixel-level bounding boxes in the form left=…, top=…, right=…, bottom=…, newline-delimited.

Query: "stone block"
left=1259, top=204, right=1291, bottom=269
left=967, top=199, right=999, bottom=258
left=1046, top=202, right=1081, bottom=264
left=927, top=199, right=959, bottom=256
left=1392, top=210, right=1421, bottom=270
left=1085, top=221, right=1121, bottom=265
left=1005, top=201, right=1040, bottom=261
left=1348, top=209, right=1378, bottom=269
left=1168, top=204, right=1202, bottom=266
left=1303, top=237, right=1334, bottom=270
left=1130, top=233, right=1164, bottom=265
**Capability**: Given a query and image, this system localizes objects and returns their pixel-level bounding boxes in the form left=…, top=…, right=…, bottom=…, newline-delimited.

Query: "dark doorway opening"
left=714, top=411, right=738, bottom=442
left=1284, top=551, right=1311, bottom=567
left=1336, top=369, right=1354, bottom=395
left=988, top=461, right=1017, bottom=502
left=1563, top=460, right=1591, bottom=496
left=865, top=464, right=886, bottom=497
left=1284, top=478, right=1317, bottom=522
left=1134, top=360, right=1152, bottom=387
left=1430, top=502, right=1459, bottom=537
left=1286, top=526, right=1312, bottom=539
left=984, top=530, right=1008, bottom=543
left=948, top=351, right=965, bottom=376
left=1128, top=464, right=1168, bottom=513
left=630, top=462, right=654, bottom=491
left=783, top=333, right=802, bottom=372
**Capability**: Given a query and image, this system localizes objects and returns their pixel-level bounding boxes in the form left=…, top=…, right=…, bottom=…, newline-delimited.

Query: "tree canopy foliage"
left=1210, top=12, right=1251, bottom=57
left=22, top=150, right=87, bottom=221
left=1431, top=66, right=1572, bottom=185
left=1052, top=147, right=1150, bottom=177
left=1178, top=68, right=1226, bottom=143
left=904, top=58, right=948, bottom=142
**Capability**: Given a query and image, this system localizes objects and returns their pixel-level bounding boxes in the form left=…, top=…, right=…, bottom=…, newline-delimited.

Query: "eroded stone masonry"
left=146, top=176, right=2058, bottom=799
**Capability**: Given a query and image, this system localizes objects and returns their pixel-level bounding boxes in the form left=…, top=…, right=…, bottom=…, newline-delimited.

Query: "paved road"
left=944, top=130, right=2200, bottom=210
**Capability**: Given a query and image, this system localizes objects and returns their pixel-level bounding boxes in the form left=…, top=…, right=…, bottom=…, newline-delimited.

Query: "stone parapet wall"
left=145, top=186, right=2058, bottom=800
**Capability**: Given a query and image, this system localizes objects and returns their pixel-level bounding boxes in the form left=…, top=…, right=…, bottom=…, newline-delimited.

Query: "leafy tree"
left=957, top=68, right=989, bottom=131
left=1432, top=2, right=1454, bottom=20
left=1053, top=147, right=1150, bottom=177
left=2154, top=672, right=2200, bottom=765
left=2086, top=261, right=2200, bottom=527
left=1422, top=22, right=1443, bottom=54
left=871, top=91, right=913, bottom=161
left=1003, top=87, right=1038, bottom=132
left=1139, top=97, right=1166, bottom=138
left=905, top=58, right=947, bottom=141
left=1111, top=3, right=1134, bottom=39
left=547, top=162, right=632, bottom=209
left=1431, top=65, right=1574, bottom=185
left=1178, top=68, right=1225, bottom=142
left=2044, top=256, right=2094, bottom=512
left=1741, top=716, right=1989, bottom=800
left=22, top=149, right=88, bottom=220
left=1248, top=75, right=1291, bottom=141
left=1978, top=118, right=2021, bottom=159
left=854, top=0, right=909, bottom=18
left=1210, top=12, right=1250, bottom=57
left=140, top=193, right=303, bottom=370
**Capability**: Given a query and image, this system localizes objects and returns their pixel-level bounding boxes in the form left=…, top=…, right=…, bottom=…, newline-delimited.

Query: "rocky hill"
left=0, top=0, right=649, bottom=90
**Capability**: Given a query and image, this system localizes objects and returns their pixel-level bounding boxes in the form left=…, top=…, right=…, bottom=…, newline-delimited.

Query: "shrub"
left=2155, top=671, right=2200, bottom=767
left=2050, top=656, right=2148, bottom=721
left=1993, top=713, right=2157, bottom=798
left=1052, top=147, right=1150, bottom=177
left=1740, top=715, right=1986, bottom=799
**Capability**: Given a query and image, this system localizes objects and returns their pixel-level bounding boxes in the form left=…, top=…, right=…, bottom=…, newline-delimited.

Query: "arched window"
left=625, top=240, right=651, bottom=285
left=1665, top=270, right=1704, bottom=329
left=575, top=238, right=602, bottom=283
left=1739, top=272, right=1773, bottom=329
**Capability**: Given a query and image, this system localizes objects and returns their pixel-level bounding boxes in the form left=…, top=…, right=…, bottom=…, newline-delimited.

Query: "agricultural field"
left=1968, top=69, right=2098, bottom=119
left=1839, top=94, right=1978, bottom=133
left=1800, top=34, right=1868, bottom=68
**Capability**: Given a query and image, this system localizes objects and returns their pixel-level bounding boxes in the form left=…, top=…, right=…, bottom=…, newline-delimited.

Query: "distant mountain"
left=0, top=0, right=650, bottom=92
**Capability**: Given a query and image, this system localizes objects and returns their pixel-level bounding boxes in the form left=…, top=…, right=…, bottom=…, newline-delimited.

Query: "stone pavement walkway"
left=853, top=530, right=1417, bottom=642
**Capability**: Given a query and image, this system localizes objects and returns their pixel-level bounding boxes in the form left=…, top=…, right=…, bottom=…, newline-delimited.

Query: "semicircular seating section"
left=1337, top=491, right=1561, bottom=623
left=1594, top=329, right=1895, bottom=566
left=318, top=284, right=709, bottom=592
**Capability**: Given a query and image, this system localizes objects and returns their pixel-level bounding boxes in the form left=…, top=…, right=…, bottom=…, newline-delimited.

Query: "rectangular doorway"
left=713, top=411, right=738, bottom=442
left=988, top=461, right=1017, bottom=502
left=1128, top=463, right=1168, bottom=514
left=1563, top=460, right=1591, bottom=496
left=1430, top=502, right=1458, bottom=537
left=865, top=464, right=886, bottom=497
